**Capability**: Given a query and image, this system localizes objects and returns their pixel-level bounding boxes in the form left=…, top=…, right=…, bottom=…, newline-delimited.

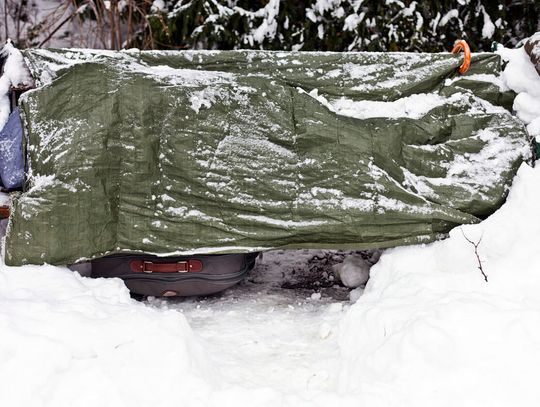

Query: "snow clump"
left=497, top=36, right=540, bottom=142
left=0, top=40, right=34, bottom=129
left=0, top=262, right=214, bottom=406
left=333, top=254, right=371, bottom=288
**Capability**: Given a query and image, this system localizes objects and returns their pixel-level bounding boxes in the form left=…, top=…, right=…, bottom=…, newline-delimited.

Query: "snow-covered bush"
left=148, top=0, right=539, bottom=52
left=0, top=1, right=538, bottom=51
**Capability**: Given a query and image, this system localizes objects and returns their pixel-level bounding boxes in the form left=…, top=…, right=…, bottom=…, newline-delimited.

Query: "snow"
left=403, top=126, right=529, bottom=200
left=0, top=42, right=34, bottom=89
left=0, top=192, right=9, bottom=205
left=444, top=73, right=509, bottom=91
left=148, top=261, right=348, bottom=404
left=151, top=0, right=166, bottom=13
left=439, top=9, right=458, bottom=26
left=333, top=254, right=371, bottom=288
left=481, top=6, right=495, bottom=39
left=229, top=0, right=280, bottom=47
left=497, top=45, right=540, bottom=141
left=237, top=214, right=327, bottom=228
left=322, top=91, right=448, bottom=119
left=0, top=41, right=34, bottom=129
left=0, top=262, right=213, bottom=406
left=0, top=250, right=357, bottom=406
left=513, top=92, right=540, bottom=123
left=343, top=12, right=365, bottom=31
left=497, top=46, right=540, bottom=97
left=336, top=39, right=540, bottom=405
left=250, top=0, right=280, bottom=44
left=339, top=161, right=540, bottom=406
left=300, top=87, right=527, bottom=204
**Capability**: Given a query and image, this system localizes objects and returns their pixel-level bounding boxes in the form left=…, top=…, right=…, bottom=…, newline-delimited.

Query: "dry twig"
left=460, top=228, right=488, bottom=283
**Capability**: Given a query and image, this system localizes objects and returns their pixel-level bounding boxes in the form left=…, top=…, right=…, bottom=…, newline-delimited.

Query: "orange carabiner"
left=452, top=40, right=471, bottom=74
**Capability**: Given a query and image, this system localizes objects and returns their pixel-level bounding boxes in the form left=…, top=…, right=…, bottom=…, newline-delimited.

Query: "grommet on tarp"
left=452, top=40, right=471, bottom=74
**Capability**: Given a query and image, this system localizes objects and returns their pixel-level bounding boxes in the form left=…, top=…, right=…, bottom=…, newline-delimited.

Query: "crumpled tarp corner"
left=4, top=49, right=531, bottom=265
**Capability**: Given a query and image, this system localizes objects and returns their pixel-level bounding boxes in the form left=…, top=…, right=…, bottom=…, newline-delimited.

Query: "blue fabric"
left=0, top=108, right=24, bottom=189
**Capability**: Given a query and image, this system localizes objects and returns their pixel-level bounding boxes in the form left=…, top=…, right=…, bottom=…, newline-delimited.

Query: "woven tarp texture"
left=5, top=49, right=530, bottom=265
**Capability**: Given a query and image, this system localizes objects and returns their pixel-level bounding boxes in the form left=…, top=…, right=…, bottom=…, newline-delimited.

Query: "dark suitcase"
left=91, top=252, right=259, bottom=297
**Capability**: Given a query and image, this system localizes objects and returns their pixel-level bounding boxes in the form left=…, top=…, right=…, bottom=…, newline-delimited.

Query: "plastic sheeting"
left=4, top=49, right=531, bottom=265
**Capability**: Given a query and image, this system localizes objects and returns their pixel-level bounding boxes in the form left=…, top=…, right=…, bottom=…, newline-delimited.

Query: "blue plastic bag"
left=0, top=108, right=24, bottom=189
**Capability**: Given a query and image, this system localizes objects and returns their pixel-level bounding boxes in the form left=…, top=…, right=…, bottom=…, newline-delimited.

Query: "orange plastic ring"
left=451, top=40, right=471, bottom=74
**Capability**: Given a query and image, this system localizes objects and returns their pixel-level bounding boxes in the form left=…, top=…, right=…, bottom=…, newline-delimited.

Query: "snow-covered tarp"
left=5, top=49, right=531, bottom=265
left=2, top=40, right=540, bottom=407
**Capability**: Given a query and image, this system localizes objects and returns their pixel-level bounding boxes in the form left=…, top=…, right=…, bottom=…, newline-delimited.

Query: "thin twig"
left=109, top=0, right=116, bottom=49
left=460, top=228, right=488, bottom=283
left=3, top=0, right=8, bottom=41
left=115, top=0, right=122, bottom=50
left=15, top=0, right=21, bottom=43
left=89, top=0, right=107, bottom=49
left=38, top=11, right=77, bottom=48
left=126, top=0, right=133, bottom=48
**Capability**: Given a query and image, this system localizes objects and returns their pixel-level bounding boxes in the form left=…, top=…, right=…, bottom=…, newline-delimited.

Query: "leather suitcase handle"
left=130, top=259, right=203, bottom=273
left=0, top=206, right=10, bottom=219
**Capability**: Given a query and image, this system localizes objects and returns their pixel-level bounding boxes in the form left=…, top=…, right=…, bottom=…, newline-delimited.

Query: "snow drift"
left=0, top=263, right=214, bottom=406
left=339, top=162, right=540, bottom=406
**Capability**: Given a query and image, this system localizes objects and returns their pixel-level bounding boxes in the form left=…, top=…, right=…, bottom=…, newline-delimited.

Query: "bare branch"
left=3, top=0, right=8, bottom=41
left=460, top=228, right=488, bottom=283
left=38, top=10, right=77, bottom=48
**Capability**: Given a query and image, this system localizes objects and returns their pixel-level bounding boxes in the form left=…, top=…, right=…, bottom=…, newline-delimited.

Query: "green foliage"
left=147, top=0, right=539, bottom=52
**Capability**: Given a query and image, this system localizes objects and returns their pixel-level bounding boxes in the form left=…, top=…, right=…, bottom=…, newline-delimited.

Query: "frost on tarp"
left=5, top=49, right=531, bottom=265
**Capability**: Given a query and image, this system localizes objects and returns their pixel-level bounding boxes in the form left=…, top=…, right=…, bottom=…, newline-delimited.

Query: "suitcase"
left=91, top=252, right=259, bottom=297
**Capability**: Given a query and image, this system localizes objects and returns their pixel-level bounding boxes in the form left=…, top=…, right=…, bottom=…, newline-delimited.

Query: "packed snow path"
left=147, top=250, right=351, bottom=396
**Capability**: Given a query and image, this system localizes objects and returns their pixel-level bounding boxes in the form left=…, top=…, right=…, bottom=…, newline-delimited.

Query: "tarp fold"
left=5, top=49, right=530, bottom=265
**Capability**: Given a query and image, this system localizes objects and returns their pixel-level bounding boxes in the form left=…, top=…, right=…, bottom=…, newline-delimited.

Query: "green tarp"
left=5, top=49, right=530, bottom=265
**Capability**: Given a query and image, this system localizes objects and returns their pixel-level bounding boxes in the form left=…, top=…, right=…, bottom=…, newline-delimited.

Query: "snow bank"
left=0, top=262, right=213, bottom=406
left=338, top=40, right=540, bottom=406
left=497, top=45, right=540, bottom=142
left=339, top=162, right=540, bottom=406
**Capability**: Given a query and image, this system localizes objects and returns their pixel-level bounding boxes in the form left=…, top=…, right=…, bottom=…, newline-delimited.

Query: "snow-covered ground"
left=2, top=40, right=540, bottom=406
left=0, top=251, right=358, bottom=406
left=340, top=161, right=540, bottom=406
left=3, top=159, right=540, bottom=406
left=149, top=251, right=350, bottom=401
